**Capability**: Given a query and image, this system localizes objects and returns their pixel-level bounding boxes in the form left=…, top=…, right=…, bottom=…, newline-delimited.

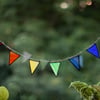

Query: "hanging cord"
left=0, top=37, right=100, bottom=63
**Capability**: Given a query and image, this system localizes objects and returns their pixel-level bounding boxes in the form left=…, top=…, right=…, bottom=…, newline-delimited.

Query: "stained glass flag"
left=69, top=55, right=82, bottom=70
left=9, top=51, right=20, bottom=65
left=86, top=43, right=99, bottom=58
left=29, top=60, right=39, bottom=74
left=0, top=42, right=3, bottom=45
left=50, top=62, right=60, bottom=76
left=80, top=55, right=83, bottom=68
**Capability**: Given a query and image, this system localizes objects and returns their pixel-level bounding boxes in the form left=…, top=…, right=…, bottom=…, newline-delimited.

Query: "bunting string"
left=0, top=37, right=100, bottom=62
left=0, top=37, right=100, bottom=75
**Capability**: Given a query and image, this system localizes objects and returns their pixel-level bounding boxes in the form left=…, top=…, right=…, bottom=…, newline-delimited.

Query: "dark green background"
left=0, top=0, right=100, bottom=100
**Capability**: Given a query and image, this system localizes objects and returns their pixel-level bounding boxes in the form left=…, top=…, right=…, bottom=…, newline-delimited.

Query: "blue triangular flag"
left=87, top=43, right=99, bottom=58
left=79, top=55, right=83, bottom=68
left=69, top=55, right=82, bottom=70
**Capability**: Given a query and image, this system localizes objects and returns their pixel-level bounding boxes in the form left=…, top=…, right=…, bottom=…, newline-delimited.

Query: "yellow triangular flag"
left=29, top=60, right=39, bottom=74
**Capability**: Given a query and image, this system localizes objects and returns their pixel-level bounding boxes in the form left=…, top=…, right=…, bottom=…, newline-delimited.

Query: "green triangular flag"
left=50, top=62, right=60, bottom=76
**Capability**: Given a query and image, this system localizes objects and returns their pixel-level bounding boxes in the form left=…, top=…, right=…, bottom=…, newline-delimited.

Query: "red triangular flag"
left=9, top=51, right=20, bottom=65
left=0, top=42, right=3, bottom=45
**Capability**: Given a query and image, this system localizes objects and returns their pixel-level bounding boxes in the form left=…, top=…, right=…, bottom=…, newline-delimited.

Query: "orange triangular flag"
left=9, top=51, right=20, bottom=65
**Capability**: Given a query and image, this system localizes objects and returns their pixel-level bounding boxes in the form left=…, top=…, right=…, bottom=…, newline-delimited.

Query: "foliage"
left=70, top=81, right=100, bottom=100
left=0, top=0, right=100, bottom=100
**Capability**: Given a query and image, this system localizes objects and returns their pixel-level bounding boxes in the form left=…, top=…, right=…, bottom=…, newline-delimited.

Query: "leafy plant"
left=69, top=81, right=100, bottom=100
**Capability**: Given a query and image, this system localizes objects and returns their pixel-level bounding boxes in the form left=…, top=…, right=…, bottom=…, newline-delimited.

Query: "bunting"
left=50, top=62, right=60, bottom=76
left=69, top=55, right=83, bottom=70
left=0, top=42, right=3, bottom=45
left=86, top=43, right=99, bottom=58
left=9, top=51, right=20, bottom=65
left=0, top=37, right=100, bottom=76
left=29, top=60, right=39, bottom=74
left=80, top=56, right=83, bottom=68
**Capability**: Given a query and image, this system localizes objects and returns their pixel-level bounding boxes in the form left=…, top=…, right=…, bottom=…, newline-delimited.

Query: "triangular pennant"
left=0, top=42, right=3, bottom=45
left=9, top=51, right=20, bottom=65
left=86, top=43, right=99, bottom=58
left=50, top=62, right=60, bottom=76
left=69, top=55, right=81, bottom=70
left=79, top=55, right=83, bottom=68
left=29, top=60, right=39, bottom=74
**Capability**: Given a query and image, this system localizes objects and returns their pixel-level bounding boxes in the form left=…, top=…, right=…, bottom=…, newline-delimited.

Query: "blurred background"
left=0, top=0, right=100, bottom=100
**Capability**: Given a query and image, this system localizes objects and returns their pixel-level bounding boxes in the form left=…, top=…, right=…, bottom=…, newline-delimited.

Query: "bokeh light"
left=60, top=2, right=69, bottom=9
left=86, top=0, right=92, bottom=6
